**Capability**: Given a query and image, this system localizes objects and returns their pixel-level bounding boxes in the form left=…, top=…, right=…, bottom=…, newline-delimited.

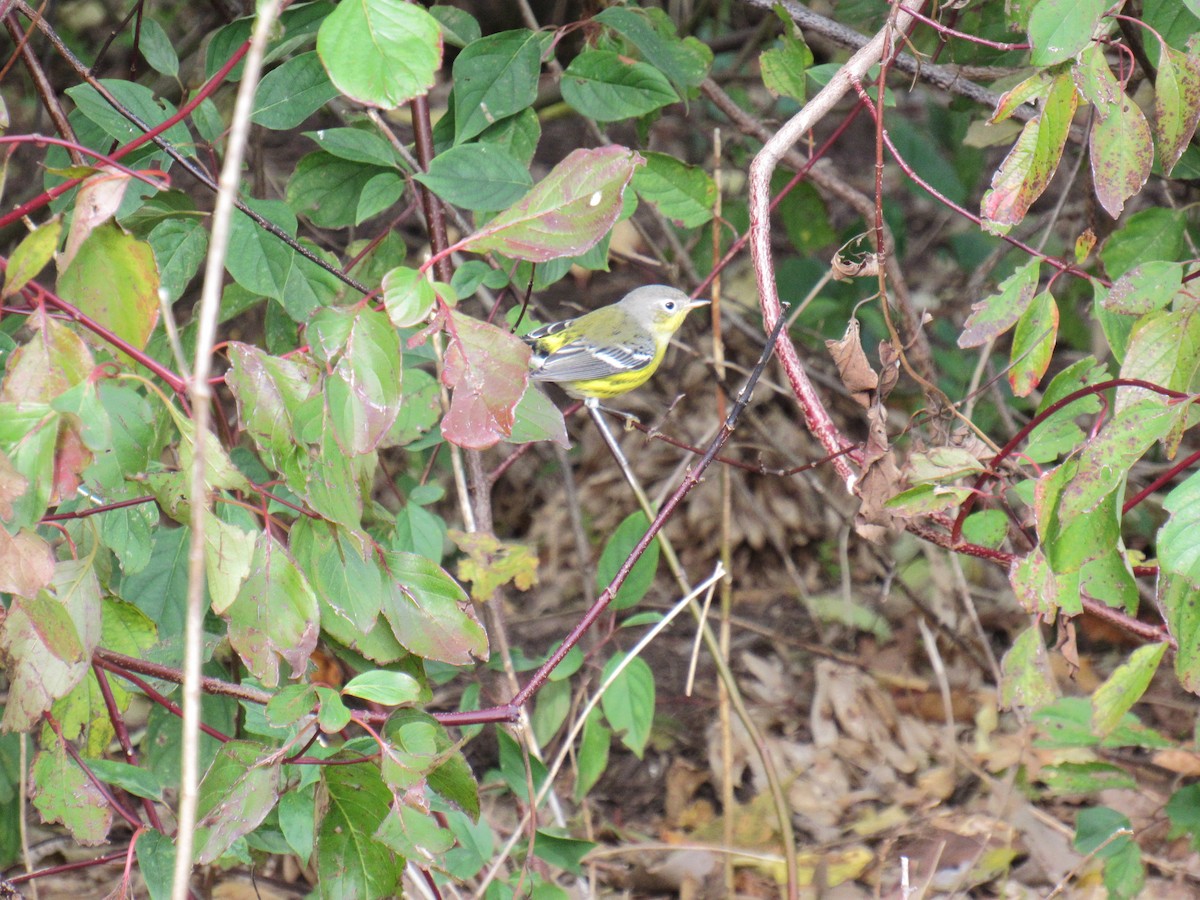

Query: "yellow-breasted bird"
left=523, top=285, right=709, bottom=404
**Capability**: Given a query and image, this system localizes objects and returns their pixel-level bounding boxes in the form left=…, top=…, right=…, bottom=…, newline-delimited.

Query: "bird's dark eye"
left=664, top=300, right=677, bottom=311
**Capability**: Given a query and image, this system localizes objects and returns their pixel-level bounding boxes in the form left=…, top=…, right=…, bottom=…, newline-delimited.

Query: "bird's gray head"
left=619, top=285, right=709, bottom=328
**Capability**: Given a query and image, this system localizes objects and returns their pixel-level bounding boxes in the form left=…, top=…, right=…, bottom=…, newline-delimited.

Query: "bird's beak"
left=687, top=298, right=711, bottom=310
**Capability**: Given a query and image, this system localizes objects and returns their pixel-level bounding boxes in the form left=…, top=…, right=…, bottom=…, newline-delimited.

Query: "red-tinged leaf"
left=225, top=342, right=320, bottom=472
left=52, top=422, right=91, bottom=505
left=61, top=168, right=133, bottom=271
left=222, top=532, right=320, bottom=688
left=0, top=591, right=89, bottom=731
left=981, top=73, right=1076, bottom=234
left=959, top=259, right=1041, bottom=348
left=30, top=738, right=113, bottom=845
left=441, top=311, right=530, bottom=450
left=381, top=549, right=488, bottom=665
left=194, top=741, right=281, bottom=865
left=0, top=309, right=94, bottom=404
left=1009, top=291, right=1059, bottom=397
left=1154, top=41, right=1200, bottom=175
left=56, top=222, right=160, bottom=354
left=2, top=217, right=61, bottom=300
left=1091, top=92, right=1153, bottom=219
left=0, top=526, right=55, bottom=596
left=0, top=451, right=26, bottom=522
left=327, top=307, right=402, bottom=455
left=461, top=146, right=644, bottom=262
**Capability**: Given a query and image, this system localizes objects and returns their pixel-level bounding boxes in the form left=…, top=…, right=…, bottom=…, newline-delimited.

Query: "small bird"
left=523, top=285, right=709, bottom=404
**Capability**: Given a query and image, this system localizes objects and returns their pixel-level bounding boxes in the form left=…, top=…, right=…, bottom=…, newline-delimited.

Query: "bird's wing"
left=530, top=332, right=656, bottom=383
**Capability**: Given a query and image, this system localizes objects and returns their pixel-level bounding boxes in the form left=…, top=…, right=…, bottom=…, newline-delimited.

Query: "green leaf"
left=194, top=741, right=281, bottom=865
left=759, top=11, right=813, bottom=102
left=3, top=217, right=61, bottom=300
left=287, top=151, right=404, bottom=228
left=1028, top=0, right=1107, bottom=66
left=317, top=760, right=398, bottom=899
left=138, top=18, right=179, bottom=78
left=136, top=829, right=176, bottom=900
left=441, top=311, right=530, bottom=450
left=30, top=737, right=111, bottom=844
left=343, top=670, right=423, bottom=705
left=632, top=152, right=715, bottom=227
left=1040, top=762, right=1137, bottom=795
left=530, top=830, right=595, bottom=876
left=600, top=653, right=655, bottom=758
left=316, top=686, right=352, bottom=733
left=1074, top=807, right=1144, bottom=900
left=958, top=258, right=1041, bottom=347
left=1033, top=696, right=1173, bottom=749
left=560, top=50, right=678, bottom=122
left=507, top=383, right=569, bottom=448
left=252, top=52, right=339, bottom=129
left=1008, top=290, right=1058, bottom=396
left=1091, top=642, right=1167, bottom=737
left=280, top=787, right=317, bottom=862
left=1056, top=399, right=1181, bottom=518
left=429, top=5, right=480, bottom=49
left=414, top=142, right=532, bottom=211
left=381, top=549, right=489, bottom=665
left=595, top=512, right=660, bottom=610
left=303, top=126, right=404, bottom=168
left=531, top=677, right=571, bottom=747
left=1159, top=469, right=1200, bottom=585
left=149, top=216, right=209, bottom=303
left=225, top=198, right=297, bottom=301
left=453, top=29, right=548, bottom=144
left=1117, top=306, right=1200, bottom=406
left=1160, top=571, right=1200, bottom=694
left=56, top=222, right=160, bottom=354
left=999, top=624, right=1057, bottom=713
left=316, top=0, right=442, bottom=109
left=290, top=519, right=384, bottom=632
left=66, top=80, right=193, bottom=160
left=463, top=146, right=643, bottom=263
left=574, top=708, right=610, bottom=800
left=593, top=6, right=711, bottom=94
left=1099, top=207, right=1186, bottom=280
left=1165, top=783, right=1200, bottom=851
left=1102, top=261, right=1184, bottom=315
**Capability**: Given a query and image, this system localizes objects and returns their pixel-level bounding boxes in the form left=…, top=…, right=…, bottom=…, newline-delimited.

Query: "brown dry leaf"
left=1151, top=748, right=1200, bottom=776
left=826, top=318, right=878, bottom=409
left=665, top=757, right=711, bottom=827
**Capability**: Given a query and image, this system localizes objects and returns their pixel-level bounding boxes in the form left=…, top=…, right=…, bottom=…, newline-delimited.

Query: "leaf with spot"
left=958, top=258, right=1041, bottom=348
left=1152, top=38, right=1200, bottom=175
